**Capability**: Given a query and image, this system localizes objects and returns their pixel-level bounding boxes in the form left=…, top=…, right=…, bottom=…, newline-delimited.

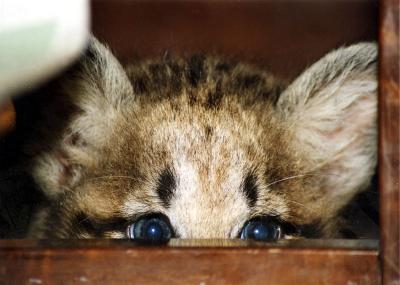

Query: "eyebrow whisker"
left=284, top=199, right=320, bottom=216
left=88, top=175, right=146, bottom=183
left=265, top=172, right=340, bottom=188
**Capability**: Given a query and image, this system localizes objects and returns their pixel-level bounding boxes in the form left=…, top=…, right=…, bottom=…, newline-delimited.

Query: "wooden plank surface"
left=379, top=0, right=400, bottom=285
left=0, top=239, right=379, bottom=285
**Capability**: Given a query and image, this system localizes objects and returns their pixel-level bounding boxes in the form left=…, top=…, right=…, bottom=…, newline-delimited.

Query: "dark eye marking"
left=205, top=80, right=223, bottom=109
left=156, top=168, right=176, bottom=208
left=297, top=219, right=324, bottom=238
left=73, top=213, right=127, bottom=238
left=242, top=172, right=258, bottom=207
left=186, top=54, right=205, bottom=87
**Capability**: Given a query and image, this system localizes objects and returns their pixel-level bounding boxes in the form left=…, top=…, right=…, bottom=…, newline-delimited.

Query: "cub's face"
left=28, top=38, right=377, bottom=240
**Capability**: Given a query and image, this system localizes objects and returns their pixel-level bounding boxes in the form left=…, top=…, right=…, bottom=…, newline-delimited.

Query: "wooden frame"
left=0, top=0, right=398, bottom=284
left=379, top=0, right=400, bottom=284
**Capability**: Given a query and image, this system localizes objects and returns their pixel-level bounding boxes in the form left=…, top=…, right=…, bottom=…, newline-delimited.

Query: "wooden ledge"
left=0, top=238, right=379, bottom=249
left=0, top=239, right=380, bottom=285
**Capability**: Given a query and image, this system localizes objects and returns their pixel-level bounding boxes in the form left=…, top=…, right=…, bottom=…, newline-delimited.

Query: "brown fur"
left=27, top=38, right=377, bottom=239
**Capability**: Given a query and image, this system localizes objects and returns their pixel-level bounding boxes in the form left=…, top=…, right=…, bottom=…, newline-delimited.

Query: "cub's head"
left=28, top=38, right=377, bottom=240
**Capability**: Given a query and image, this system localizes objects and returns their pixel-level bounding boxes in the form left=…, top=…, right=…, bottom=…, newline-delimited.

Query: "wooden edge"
left=379, top=0, right=400, bottom=285
left=0, top=238, right=379, bottom=249
left=0, top=239, right=379, bottom=285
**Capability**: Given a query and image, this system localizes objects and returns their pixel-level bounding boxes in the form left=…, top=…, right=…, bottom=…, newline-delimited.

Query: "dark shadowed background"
left=92, top=0, right=378, bottom=81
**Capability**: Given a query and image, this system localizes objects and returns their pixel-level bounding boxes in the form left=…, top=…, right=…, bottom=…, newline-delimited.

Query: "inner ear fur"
left=277, top=42, right=378, bottom=213
left=28, top=36, right=134, bottom=199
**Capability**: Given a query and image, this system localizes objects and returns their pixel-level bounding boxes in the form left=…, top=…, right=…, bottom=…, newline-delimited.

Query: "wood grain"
left=379, top=0, right=400, bottom=284
left=0, top=239, right=379, bottom=285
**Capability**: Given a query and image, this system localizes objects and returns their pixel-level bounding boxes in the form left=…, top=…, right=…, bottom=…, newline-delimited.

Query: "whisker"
left=77, top=216, right=90, bottom=226
left=265, top=173, right=340, bottom=188
left=88, top=175, right=146, bottom=183
left=285, top=199, right=318, bottom=214
left=307, top=141, right=357, bottom=172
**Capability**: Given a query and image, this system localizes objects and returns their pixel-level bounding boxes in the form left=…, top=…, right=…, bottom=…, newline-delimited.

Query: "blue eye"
left=127, top=214, right=173, bottom=243
left=240, top=217, right=281, bottom=241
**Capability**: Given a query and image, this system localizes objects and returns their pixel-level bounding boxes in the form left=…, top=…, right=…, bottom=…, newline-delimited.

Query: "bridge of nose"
left=169, top=186, right=250, bottom=239
left=168, top=138, right=250, bottom=238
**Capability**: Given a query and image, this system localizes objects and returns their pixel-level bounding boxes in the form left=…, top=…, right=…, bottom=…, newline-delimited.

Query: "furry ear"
left=31, top=36, right=133, bottom=199
left=277, top=43, right=378, bottom=211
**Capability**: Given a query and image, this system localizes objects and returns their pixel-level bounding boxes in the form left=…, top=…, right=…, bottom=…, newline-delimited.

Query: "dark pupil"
left=129, top=215, right=172, bottom=243
left=241, top=218, right=280, bottom=241
left=145, top=221, right=163, bottom=240
left=247, top=222, right=269, bottom=240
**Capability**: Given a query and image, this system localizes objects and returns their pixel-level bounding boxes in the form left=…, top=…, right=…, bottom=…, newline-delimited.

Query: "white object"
left=0, top=0, right=89, bottom=103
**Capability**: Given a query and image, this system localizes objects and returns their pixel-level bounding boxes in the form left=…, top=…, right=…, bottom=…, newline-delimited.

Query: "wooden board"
left=0, top=239, right=379, bottom=285
left=379, top=0, right=400, bottom=284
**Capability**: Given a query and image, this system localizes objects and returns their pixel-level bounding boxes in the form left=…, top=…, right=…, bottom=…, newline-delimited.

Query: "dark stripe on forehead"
left=186, top=54, right=205, bottom=87
left=298, top=220, right=324, bottom=238
left=156, top=168, right=176, bottom=208
left=205, top=81, right=223, bottom=109
left=242, top=172, right=258, bottom=207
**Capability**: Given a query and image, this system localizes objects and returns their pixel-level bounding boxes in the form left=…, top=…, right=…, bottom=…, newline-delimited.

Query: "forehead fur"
left=97, top=55, right=297, bottom=182
left=32, top=55, right=308, bottom=238
left=81, top=57, right=303, bottom=238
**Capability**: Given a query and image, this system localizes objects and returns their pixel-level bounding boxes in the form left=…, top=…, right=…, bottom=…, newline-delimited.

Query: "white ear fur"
left=277, top=43, right=378, bottom=208
left=32, top=37, right=133, bottom=199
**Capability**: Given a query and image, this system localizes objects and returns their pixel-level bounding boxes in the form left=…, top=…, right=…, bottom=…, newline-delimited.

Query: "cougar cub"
left=27, top=37, right=377, bottom=241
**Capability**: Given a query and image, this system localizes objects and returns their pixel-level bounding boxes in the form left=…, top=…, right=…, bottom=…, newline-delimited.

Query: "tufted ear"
left=277, top=43, right=378, bottom=211
left=30, top=36, right=134, bottom=199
